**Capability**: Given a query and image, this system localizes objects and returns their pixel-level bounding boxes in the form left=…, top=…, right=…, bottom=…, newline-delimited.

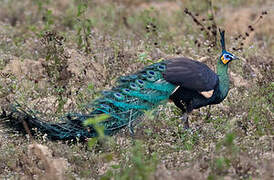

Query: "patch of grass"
left=101, top=140, right=158, bottom=180
left=246, top=82, right=273, bottom=136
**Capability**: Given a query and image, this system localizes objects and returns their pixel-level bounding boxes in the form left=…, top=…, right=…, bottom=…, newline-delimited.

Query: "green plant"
left=40, top=31, right=71, bottom=113
left=180, top=130, right=200, bottom=151
left=208, top=132, right=236, bottom=178
left=34, top=0, right=51, bottom=13
left=83, top=114, right=110, bottom=149
left=33, top=0, right=54, bottom=34
left=75, top=0, right=93, bottom=53
left=101, top=140, right=158, bottom=180
left=42, top=9, right=54, bottom=31
left=140, top=8, right=160, bottom=50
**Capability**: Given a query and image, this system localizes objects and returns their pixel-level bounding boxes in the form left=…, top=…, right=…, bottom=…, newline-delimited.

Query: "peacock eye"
left=137, top=79, right=144, bottom=84
left=157, top=64, right=166, bottom=71
left=115, top=93, right=121, bottom=97
left=224, top=54, right=231, bottom=60
left=147, top=70, right=155, bottom=75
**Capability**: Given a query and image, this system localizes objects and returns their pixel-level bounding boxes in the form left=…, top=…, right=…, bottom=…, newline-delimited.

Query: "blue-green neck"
left=216, top=59, right=230, bottom=100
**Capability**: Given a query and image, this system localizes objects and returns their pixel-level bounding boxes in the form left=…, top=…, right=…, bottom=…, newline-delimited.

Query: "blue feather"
left=1, top=61, right=177, bottom=140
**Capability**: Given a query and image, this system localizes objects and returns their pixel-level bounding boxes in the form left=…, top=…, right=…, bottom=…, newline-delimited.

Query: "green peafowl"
left=0, top=29, right=238, bottom=141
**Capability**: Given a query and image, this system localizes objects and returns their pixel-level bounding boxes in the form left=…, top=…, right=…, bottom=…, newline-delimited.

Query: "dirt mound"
left=2, top=58, right=46, bottom=81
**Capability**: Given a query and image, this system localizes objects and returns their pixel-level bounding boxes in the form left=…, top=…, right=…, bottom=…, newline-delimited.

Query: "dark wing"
left=163, top=58, right=219, bottom=91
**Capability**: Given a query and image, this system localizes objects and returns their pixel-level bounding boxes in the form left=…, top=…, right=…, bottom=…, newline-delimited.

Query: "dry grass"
left=0, top=0, right=273, bottom=179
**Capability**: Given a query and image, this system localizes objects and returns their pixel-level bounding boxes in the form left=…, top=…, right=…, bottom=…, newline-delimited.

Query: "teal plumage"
left=1, top=61, right=177, bottom=141
left=89, top=61, right=177, bottom=134
left=0, top=29, right=238, bottom=141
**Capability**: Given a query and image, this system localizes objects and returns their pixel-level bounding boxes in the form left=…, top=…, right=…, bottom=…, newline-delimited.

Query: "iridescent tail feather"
left=1, top=61, right=177, bottom=141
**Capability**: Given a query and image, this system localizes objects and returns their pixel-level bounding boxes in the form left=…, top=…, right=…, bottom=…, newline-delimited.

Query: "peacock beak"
left=233, top=56, right=239, bottom=60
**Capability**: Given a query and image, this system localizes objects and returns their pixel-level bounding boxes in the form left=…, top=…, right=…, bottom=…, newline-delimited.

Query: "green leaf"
left=216, top=157, right=225, bottom=170
left=87, top=138, right=98, bottom=149
left=77, top=3, right=88, bottom=17
left=103, top=153, right=114, bottom=162
left=111, top=165, right=120, bottom=169
left=87, top=83, right=94, bottom=90
left=83, top=114, right=110, bottom=126
left=95, top=125, right=105, bottom=137
left=222, top=132, right=235, bottom=148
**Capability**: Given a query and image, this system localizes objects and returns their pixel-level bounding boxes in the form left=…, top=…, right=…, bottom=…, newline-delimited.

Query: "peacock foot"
left=179, top=113, right=190, bottom=130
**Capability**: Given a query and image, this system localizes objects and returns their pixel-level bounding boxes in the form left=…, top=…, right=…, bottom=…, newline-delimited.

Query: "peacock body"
left=1, top=30, right=238, bottom=141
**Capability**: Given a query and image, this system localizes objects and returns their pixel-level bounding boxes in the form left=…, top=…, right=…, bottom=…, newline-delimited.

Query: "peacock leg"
left=205, top=105, right=211, bottom=121
left=170, top=97, right=190, bottom=129
left=180, top=112, right=190, bottom=129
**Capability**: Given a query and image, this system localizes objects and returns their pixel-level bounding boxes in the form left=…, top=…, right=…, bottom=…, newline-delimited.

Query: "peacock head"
left=219, top=29, right=239, bottom=65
